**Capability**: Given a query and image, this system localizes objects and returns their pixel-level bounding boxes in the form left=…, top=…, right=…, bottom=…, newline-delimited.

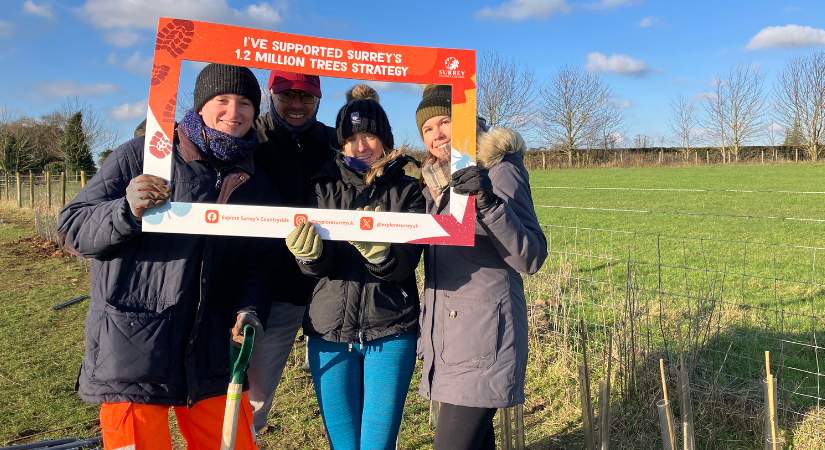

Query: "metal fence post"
left=16, top=172, right=21, bottom=207
left=28, top=170, right=34, bottom=208
left=61, top=171, right=66, bottom=206
left=46, top=171, right=52, bottom=209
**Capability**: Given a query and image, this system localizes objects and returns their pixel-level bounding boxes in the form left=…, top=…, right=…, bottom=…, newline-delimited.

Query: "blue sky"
left=1, top=0, right=825, bottom=154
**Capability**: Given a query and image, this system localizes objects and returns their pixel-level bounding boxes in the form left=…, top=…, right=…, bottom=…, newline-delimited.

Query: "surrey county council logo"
left=359, top=216, right=374, bottom=231
left=205, top=210, right=220, bottom=224
left=294, top=214, right=309, bottom=226
left=439, top=56, right=465, bottom=79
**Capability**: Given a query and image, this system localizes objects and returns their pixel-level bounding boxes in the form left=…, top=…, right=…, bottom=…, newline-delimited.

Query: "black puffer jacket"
left=255, top=112, right=337, bottom=306
left=300, top=152, right=425, bottom=344
left=58, top=131, right=279, bottom=406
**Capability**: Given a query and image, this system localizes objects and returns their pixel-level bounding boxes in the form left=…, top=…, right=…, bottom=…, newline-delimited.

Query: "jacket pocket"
left=439, top=295, right=500, bottom=369
left=92, top=305, right=172, bottom=383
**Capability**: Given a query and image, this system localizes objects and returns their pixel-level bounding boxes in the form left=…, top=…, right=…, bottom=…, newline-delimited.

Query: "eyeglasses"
left=276, top=90, right=317, bottom=105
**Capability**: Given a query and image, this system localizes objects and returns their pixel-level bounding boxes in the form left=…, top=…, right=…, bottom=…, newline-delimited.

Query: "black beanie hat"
left=194, top=64, right=261, bottom=119
left=336, top=99, right=394, bottom=149
left=416, top=84, right=451, bottom=137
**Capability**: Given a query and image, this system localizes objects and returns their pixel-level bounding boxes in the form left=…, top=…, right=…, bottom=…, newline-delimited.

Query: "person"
left=415, top=85, right=548, bottom=450
left=284, top=92, right=425, bottom=449
left=58, top=63, right=275, bottom=450
left=246, top=70, right=339, bottom=434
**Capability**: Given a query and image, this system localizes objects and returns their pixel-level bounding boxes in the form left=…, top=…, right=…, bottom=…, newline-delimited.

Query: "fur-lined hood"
left=476, top=127, right=526, bottom=169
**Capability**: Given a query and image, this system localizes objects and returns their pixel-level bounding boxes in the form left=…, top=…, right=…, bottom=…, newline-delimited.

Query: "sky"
left=1, top=0, right=825, bottom=155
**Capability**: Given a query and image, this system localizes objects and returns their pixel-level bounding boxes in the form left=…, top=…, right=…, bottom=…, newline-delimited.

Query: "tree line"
left=477, top=50, right=825, bottom=163
left=0, top=100, right=116, bottom=174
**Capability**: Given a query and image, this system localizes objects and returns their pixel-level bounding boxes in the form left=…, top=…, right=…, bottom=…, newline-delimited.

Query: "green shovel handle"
left=229, top=324, right=255, bottom=384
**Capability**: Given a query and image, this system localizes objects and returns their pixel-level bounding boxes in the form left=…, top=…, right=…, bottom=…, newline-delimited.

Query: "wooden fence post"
left=542, top=152, right=547, bottom=170
left=61, top=171, right=66, bottom=206
left=761, top=149, right=764, bottom=164
left=28, top=170, right=34, bottom=208
left=46, top=172, right=52, bottom=209
left=80, top=170, right=87, bottom=188
left=16, top=172, right=21, bottom=208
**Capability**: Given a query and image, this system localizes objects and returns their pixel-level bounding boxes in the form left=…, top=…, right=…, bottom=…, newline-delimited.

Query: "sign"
left=142, top=18, right=477, bottom=245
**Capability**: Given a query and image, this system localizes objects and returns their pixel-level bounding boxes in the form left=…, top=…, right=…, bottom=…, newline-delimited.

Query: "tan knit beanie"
left=415, top=85, right=451, bottom=137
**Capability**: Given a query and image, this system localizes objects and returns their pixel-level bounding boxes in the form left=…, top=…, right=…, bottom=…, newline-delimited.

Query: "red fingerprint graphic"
left=155, top=19, right=195, bottom=58
left=149, top=131, right=172, bottom=159
left=151, top=64, right=170, bottom=86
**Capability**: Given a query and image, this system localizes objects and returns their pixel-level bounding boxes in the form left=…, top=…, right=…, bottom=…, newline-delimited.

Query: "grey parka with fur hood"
left=418, top=127, right=548, bottom=408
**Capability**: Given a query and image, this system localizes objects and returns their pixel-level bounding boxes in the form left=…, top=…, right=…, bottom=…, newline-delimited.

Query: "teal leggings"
left=308, top=334, right=416, bottom=450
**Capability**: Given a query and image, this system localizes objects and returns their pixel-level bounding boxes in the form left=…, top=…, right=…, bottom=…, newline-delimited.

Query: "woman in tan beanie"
left=415, top=85, right=548, bottom=450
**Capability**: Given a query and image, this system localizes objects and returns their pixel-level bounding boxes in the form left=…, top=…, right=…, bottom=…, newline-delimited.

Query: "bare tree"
left=477, top=52, right=536, bottom=134
left=776, top=51, right=825, bottom=160
left=633, top=134, right=649, bottom=149
left=670, top=95, right=698, bottom=160
left=766, top=122, right=783, bottom=147
left=60, top=98, right=120, bottom=158
left=596, top=102, right=624, bottom=151
left=538, top=67, right=611, bottom=165
left=702, top=65, right=766, bottom=163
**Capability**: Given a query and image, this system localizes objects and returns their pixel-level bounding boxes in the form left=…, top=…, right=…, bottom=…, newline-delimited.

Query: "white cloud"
left=111, top=100, right=148, bottom=121
left=0, top=21, right=13, bottom=38
left=586, top=52, right=651, bottom=77
left=108, top=51, right=152, bottom=76
left=476, top=0, right=570, bottom=21
left=747, top=24, right=825, bottom=49
left=639, top=16, right=658, bottom=28
left=588, top=0, right=639, bottom=10
left=692, top=92, right=716, bottom=103
left=611, top=97, right=632, bottom=109
left=40, top=81, right=118, bottom=99
left=104, top=30, right=140, bottom=47
left=80, top=0, right=283, bottom=30
left=23, top=0, right=54, bottom=20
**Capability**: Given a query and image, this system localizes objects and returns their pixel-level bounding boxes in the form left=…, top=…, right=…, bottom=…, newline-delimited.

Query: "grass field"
left=2, top=163, right=825, bottom=448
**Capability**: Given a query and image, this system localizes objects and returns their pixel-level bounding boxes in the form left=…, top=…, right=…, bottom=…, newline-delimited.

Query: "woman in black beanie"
left=283, top=89, right=425, bottom=449
left=59, top=63, right=275, bottom=449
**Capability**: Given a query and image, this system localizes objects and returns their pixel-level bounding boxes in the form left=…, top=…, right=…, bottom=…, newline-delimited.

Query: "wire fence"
left=519, top=146, right=809, bottom=170
left=0, top=171, right=93, bottom=211
left=2, top=168, right=825, bottom=446
left=523, top=223, right=825, bottom=446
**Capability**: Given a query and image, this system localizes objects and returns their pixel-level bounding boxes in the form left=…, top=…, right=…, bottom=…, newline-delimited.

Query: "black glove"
left=451, top=166, right=500, bottom=210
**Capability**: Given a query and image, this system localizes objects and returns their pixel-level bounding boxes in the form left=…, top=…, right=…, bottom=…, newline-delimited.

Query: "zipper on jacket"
left=186, top=253, right=207, bottom=407
left=214, top=170, right=224, bottom=192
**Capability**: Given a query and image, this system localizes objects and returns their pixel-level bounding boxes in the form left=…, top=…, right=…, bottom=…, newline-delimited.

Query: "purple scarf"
left=179, top=109, right=258, bottom=163
left=342, top=155, right=370, bottom=173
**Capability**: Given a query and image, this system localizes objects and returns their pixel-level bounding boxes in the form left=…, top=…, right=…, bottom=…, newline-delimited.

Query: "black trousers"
left=433, top=402, right=497, bottom=450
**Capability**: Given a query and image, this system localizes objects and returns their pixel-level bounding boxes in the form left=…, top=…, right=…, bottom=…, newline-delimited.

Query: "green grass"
left=3, top=163, right=825, bottom=448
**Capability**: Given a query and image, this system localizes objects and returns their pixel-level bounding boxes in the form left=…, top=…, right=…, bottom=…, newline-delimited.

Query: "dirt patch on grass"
left=8, top=236, right=64, bottom=259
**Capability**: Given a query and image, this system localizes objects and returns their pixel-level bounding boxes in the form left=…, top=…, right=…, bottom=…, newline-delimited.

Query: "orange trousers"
left=99, top=392, right=258, bottom=450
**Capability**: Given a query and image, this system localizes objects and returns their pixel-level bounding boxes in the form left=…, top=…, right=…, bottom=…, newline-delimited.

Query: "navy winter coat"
left=299, top=153, right=425, bottom=344
left=58, top=131, right=279, bottom=406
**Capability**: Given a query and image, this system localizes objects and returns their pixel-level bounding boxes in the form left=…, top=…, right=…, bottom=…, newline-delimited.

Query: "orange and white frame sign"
left=142, top=18, right=476, bottom=245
